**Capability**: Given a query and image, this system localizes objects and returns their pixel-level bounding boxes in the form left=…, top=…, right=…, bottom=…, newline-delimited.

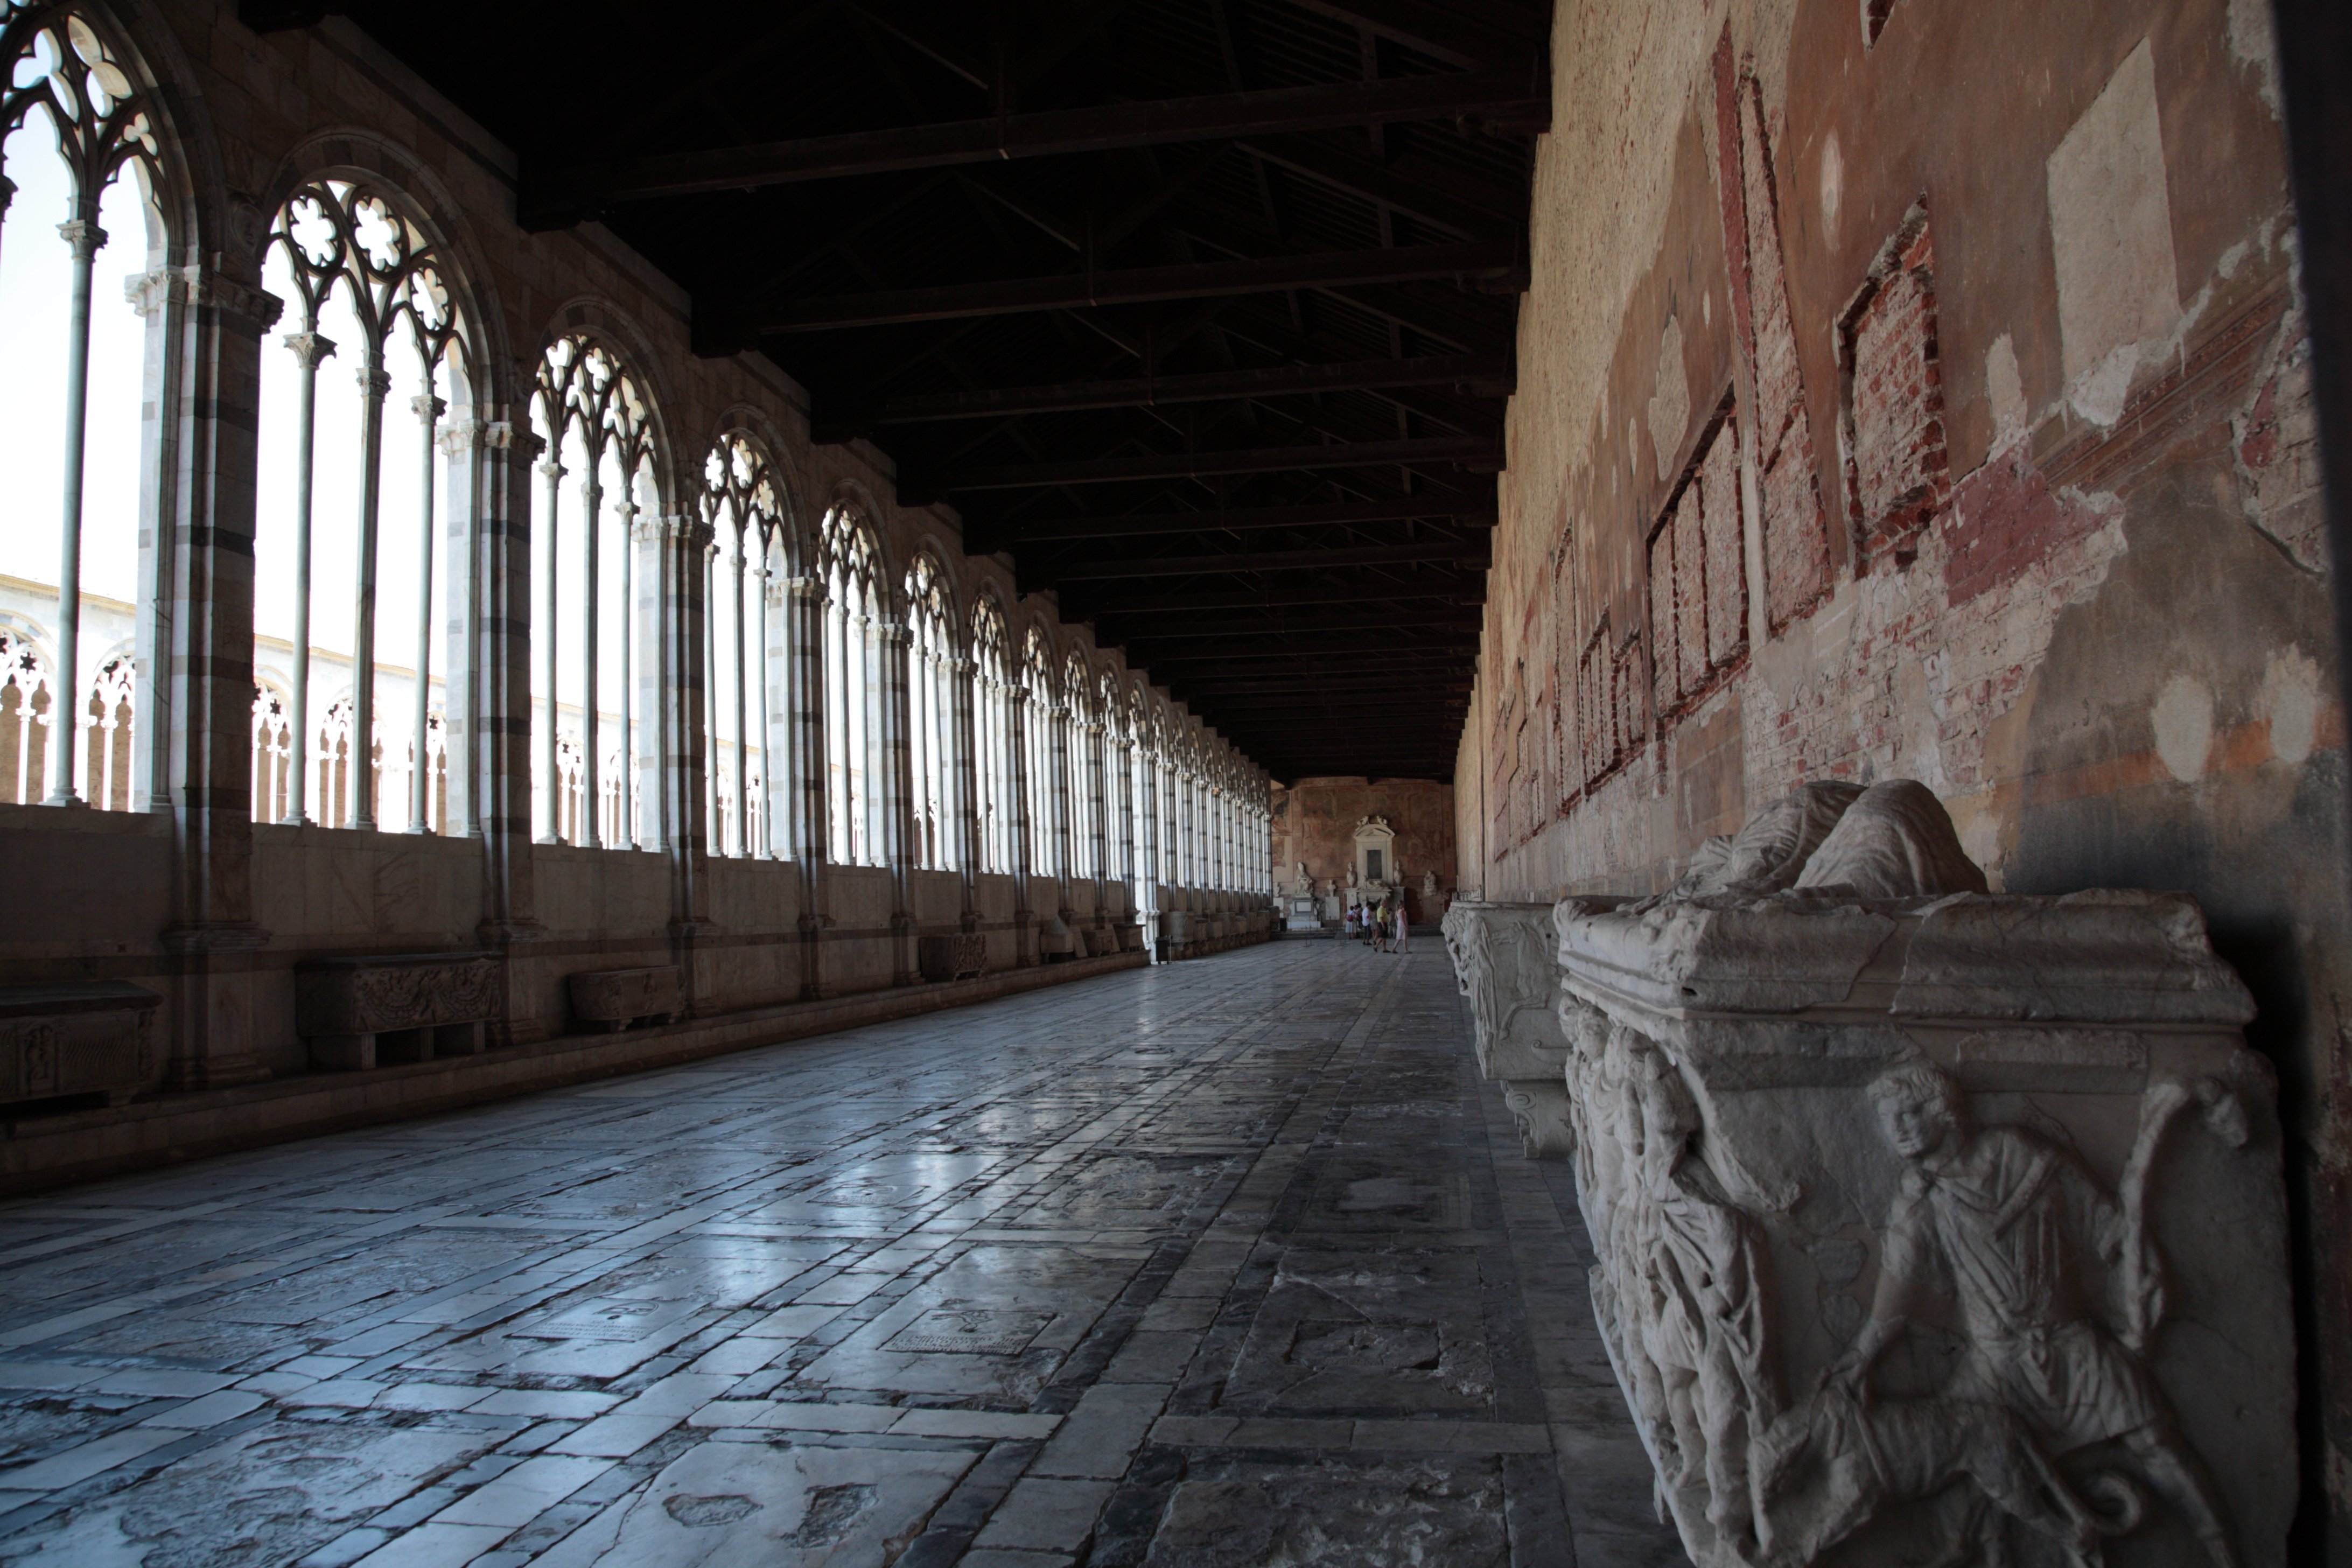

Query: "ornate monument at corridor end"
left=1451, top=779, right=2292, bottom=1567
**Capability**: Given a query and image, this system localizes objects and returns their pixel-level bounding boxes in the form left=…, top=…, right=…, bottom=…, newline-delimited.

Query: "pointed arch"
left=904, top=549, right=956, bottom=871
left=969, top=588, right=1016, bottom=874
left=819, top=496, right=886, bottom=866
left=526, top=326, right=659, bottom=849
left=702, top=426, right=791, bottom=859
left=2, top=3, right=188, bottom=812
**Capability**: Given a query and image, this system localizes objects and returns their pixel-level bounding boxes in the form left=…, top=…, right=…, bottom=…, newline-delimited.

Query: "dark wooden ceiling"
left=246, top=0, right=1551, bottom=783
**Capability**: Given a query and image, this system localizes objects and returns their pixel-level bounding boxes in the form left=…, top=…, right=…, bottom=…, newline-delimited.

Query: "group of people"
left=1346, top=897, right=1409, bottom=953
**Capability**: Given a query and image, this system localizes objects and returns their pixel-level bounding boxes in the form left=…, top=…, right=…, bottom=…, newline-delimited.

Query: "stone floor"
left=0, top=940, right=1684, bottom=1567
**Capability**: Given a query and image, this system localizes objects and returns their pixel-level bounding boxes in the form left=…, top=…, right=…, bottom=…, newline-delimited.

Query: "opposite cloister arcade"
left=0, top=0, right=1271, bottom=961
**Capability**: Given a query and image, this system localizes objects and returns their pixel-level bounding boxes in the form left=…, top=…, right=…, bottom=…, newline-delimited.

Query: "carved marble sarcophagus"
left=1553, top=780, right=2290, bottom=1568
left=0, top=983, right=158, bottom=1108
left=919, top=933, right=987, bottom=982
left=1082, top=926, right=1120, bottom=957
left=1440, top=900, right=1574, bottom=1158
left=566, top=965, right=683, bottom=1031
left=296, top=952, right=501, bottom=1071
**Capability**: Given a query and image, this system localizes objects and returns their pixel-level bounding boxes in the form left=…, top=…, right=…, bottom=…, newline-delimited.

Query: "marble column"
left=533, top=454, right=563, bottom=845
left=436, top=416, right=485, bottom=841
left=949, top=653, right=979, bottom=932
left=1009, top=685, right=1035, bottom=965
left=1083, top=718, right=1108, bottom=925
left=878, top=617, right=916, bottom=986
left=1135, top=742, right=1160, bottom=961
left=666, top=514, right=714, bottom=1010
left=475, top=418, right=547, bottom=1040
left=145, top=262, right=283, bottom=1088
left=785, top=575, right=830, bottom=999
left=631, top=509, right=667, bottom=852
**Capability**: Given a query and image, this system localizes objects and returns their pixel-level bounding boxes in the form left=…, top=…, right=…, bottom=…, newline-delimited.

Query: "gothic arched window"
left=1021, top=627, right=1059, bottom=880
left=0, top=6, right=165, bottom=811
left=1063, top=650, right=1096, bottom=887
left=820, top=502, right=883, bottom=867
left=531, top=334, right=653, bottom=849
left=905, top=554, right=954, bottom=872
left=703, top=433, right=785, bottom=860
left=970, top=594, right=1013, bottom=875
left=1099, top=669, right=1125, bottom=893
left=256, top=177, right=467, bottom=833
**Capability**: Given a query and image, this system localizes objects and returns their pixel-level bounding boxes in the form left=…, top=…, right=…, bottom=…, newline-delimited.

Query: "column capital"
left=281, top=330, right=337, bottom=370
left=355, top=361, right=394, bottom=401
left=436, top=417, right=486, bottom=457
left=411, top=392, right=447, bottom=424
left=487, top=421, right=545, bottom=461
left=57, top=217, right=107, bottom=260
left=536, top=457, right=566, bottom=481
left=785, top=574, right=825, bottom=601
left=128, top=262, right=286, bottom=328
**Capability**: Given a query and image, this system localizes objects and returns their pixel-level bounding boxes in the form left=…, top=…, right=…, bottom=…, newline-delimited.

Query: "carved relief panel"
left=1553, top=781, right=2290, bottom=1567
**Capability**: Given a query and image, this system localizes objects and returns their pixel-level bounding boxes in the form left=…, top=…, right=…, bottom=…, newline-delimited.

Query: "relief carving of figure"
left=1631, top=1054, right=1779, bottom=1553
left=1777, top=1062, right=2240, bottom=1568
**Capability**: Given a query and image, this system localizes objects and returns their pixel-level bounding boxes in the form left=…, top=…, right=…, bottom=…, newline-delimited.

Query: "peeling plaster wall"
left=1461, top=0, right=2346, bottom=1539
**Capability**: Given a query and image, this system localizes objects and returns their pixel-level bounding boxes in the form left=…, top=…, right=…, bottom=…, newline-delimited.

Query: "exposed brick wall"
left=1735, top=78, right=1832, bottom=632
left=1839, top=208, right=1950, bottom=566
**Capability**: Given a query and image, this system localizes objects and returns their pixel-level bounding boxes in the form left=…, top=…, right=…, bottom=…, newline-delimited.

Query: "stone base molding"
left=1553, top=780, right=2289, bottom=1568
left=3, top=949, right=1149, bottom=1198
left=1442, top=899, right=1575, bottom=1160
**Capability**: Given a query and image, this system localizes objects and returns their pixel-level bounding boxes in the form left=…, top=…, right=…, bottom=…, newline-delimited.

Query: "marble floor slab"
left=0, top=942, right=1685, bottom=1567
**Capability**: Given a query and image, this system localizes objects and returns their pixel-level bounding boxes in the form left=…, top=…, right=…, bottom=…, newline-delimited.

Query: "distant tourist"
left=1395, top=900, right=1410, bottom=955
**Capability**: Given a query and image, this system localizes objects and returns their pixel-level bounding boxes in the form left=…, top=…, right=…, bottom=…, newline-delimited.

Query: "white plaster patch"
left=2047, top=40, right=2181, bottom=386
left=1819, top=131, right=1843, bottom=246
left=1647, top=316, right=1690, bottom=482
left=2152, top=673, right=2214, bottom=782
left=2263, top=645, right=2321, bottom=764
left=2071, top=342, right=2139, bottom=429
left=2228, top=0, right=2282, bottom=115
left=1703, top=289, right=1712, bottom=328
left=1985, top=333, right=2028, bottom=445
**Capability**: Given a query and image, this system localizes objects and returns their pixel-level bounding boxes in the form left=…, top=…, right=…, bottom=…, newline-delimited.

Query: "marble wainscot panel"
left=1552, top=780, right=2290, bottom=1568
left=1442, top=900, right=1576, bottom=1158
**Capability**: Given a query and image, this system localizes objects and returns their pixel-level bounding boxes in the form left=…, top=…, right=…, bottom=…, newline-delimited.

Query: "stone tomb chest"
left=296, top=952, right=501, bottom=1071
left=0, top=982, right=158, bottom=1108
left=1440, top=900, right=1573, bottom=1158
left=1552, top=780, right=2290, bottom=1568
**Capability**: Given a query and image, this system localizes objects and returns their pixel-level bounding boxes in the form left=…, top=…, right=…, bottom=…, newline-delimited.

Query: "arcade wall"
left=1454, top=0, right=2345, bottom=1543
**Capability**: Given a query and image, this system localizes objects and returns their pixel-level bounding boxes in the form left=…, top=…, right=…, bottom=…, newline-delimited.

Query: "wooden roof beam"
left=526, top=70, right=1547, bottom=225
left=731, top=242, right=1516, bottom=338
left=949, top=434, right=1500, bottom=491
left=1035, top=538, right=1488, bottom=586
left=973, top=495, right=1495, bottom=548
left=864, top=352, right=1508, bottom=424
